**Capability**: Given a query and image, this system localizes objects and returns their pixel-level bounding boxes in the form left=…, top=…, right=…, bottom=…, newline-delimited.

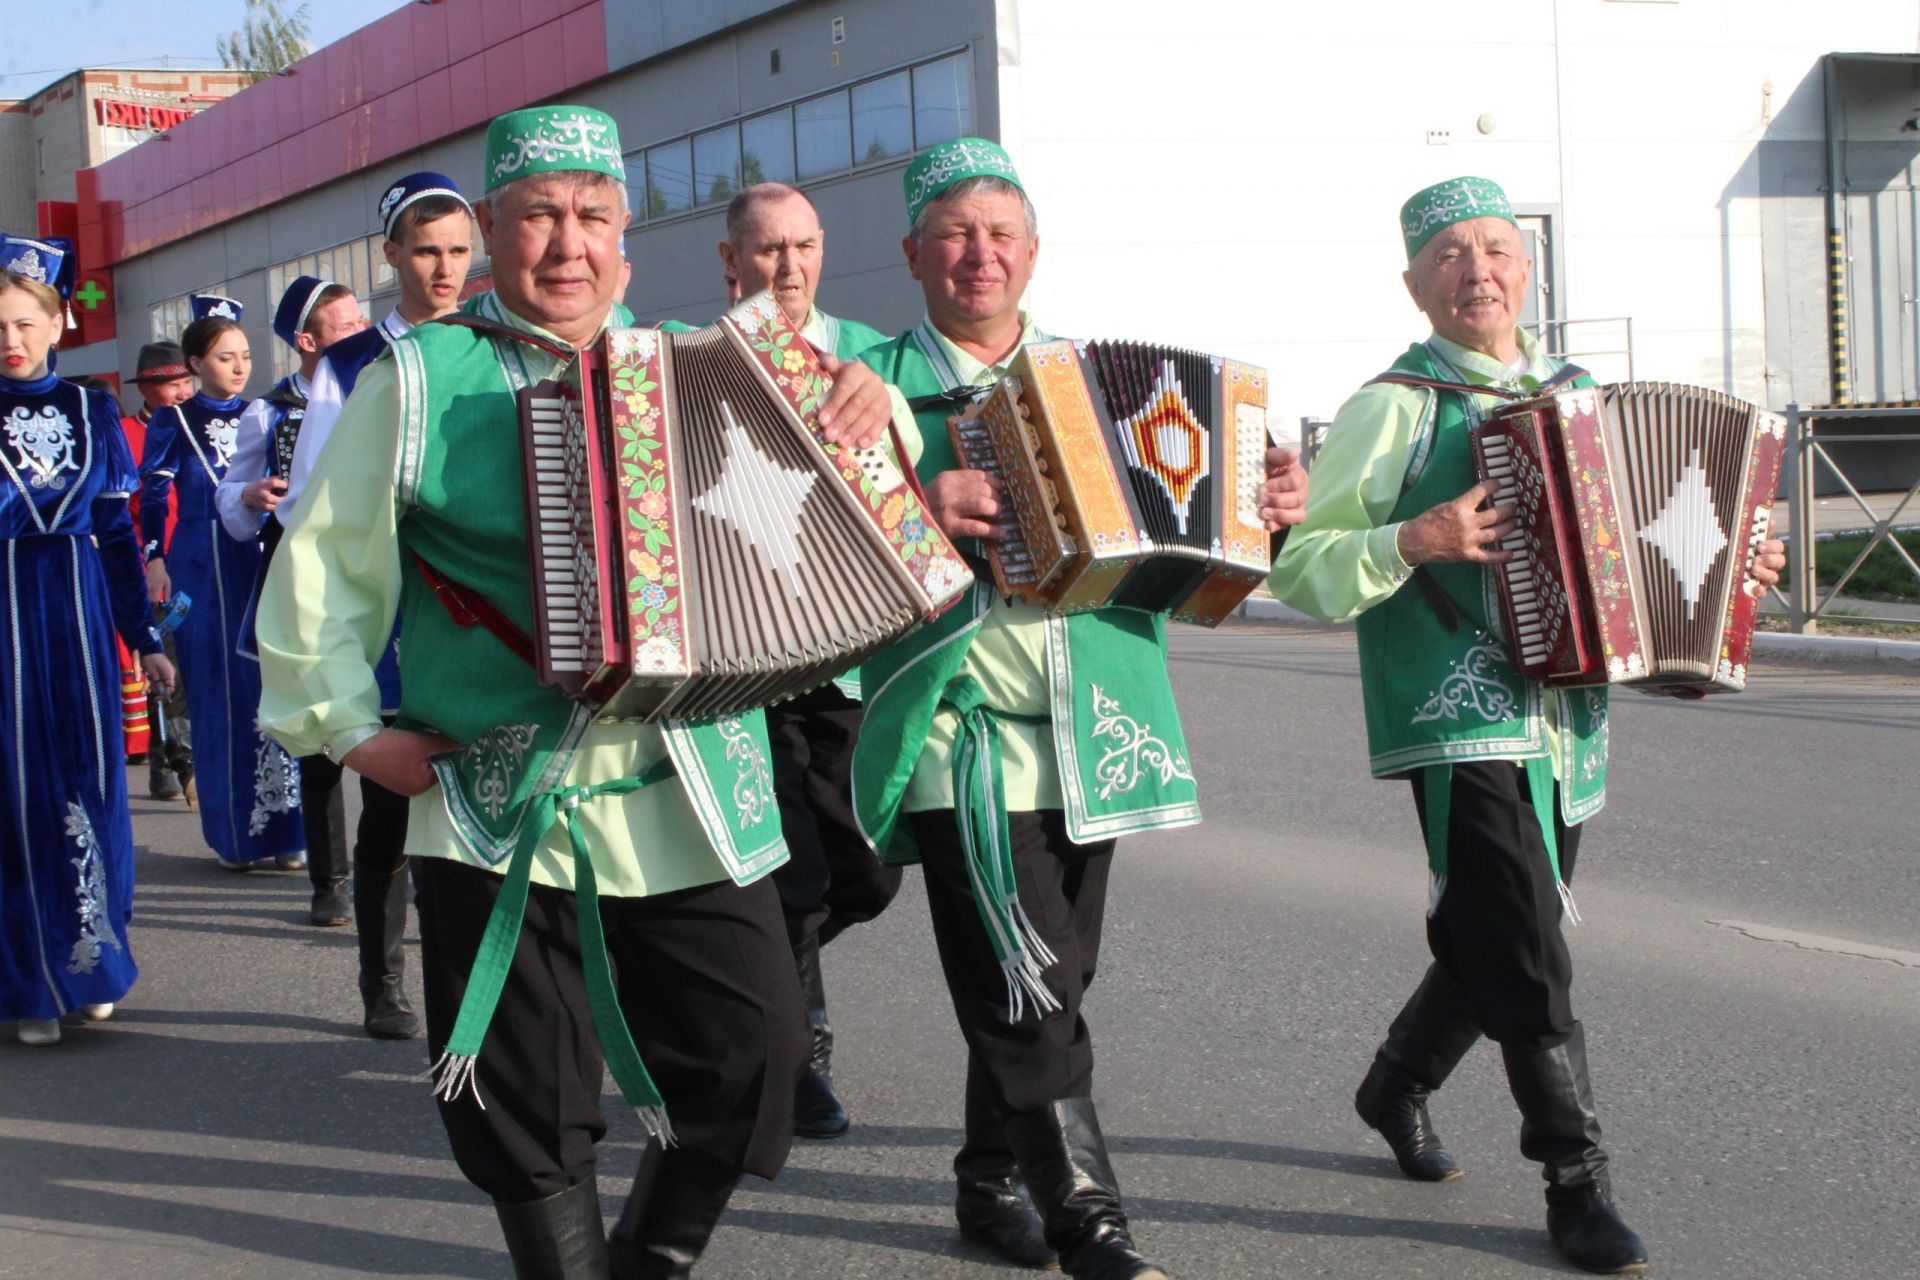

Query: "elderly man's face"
left=478, top=173, right=626, bottom=345
left=725, top=194, right=824, bottom=327
left=905, top=186, right=1038, bottom=332
left=1403, top=216, right=1532, bottom=360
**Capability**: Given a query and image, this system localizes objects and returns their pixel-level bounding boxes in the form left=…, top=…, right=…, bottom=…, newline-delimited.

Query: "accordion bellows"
left=519, top=294, right=972, bottom=721
left=949, top=339, right=1275, bottom=626
left=1471, top=381, right=1785, bottom=695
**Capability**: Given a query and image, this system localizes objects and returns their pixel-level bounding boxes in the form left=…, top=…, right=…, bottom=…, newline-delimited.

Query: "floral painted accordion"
left=1470, top=381, right=1785, bottom=695
left=947, top=340, right=1276, bottom=626
left=517, top=295, right=972, bottom=722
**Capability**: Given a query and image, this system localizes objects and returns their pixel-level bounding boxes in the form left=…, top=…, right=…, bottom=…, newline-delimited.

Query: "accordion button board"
left=1471, top=381, right=1785, bottom=695
left=947, top=338, right=1275, bottom=626
left=519, top=293, right=974, bottom=722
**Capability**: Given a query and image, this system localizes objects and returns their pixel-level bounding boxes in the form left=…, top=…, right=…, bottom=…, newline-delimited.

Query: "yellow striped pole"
left=1828, top=229, right=1849, bottom=405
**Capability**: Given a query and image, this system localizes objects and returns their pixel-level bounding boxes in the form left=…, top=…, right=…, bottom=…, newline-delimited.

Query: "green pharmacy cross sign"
left=74, top=279, right=108, bottom=310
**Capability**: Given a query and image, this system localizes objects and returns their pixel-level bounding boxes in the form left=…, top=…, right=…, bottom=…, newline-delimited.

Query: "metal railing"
left=1523, top=315, right=1636, bottom=381
left=1299, top=417, right=1332, bottom=471
left=1784, top=403, right=1920, bottom=633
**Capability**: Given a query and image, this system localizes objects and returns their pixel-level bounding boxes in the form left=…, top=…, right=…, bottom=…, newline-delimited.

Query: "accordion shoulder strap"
left=432, top=312, right=577, bottom=362
left=410, top=551, right=539, bottom=669
left=1364, top=362, right=1588, bottom=401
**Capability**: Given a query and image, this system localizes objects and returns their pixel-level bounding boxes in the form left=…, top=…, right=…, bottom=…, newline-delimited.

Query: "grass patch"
left=1806, top=530, right=1920, bottom=601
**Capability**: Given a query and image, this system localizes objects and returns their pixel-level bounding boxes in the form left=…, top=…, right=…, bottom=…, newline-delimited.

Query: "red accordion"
left=1470, top=382, right=1784, bottom=695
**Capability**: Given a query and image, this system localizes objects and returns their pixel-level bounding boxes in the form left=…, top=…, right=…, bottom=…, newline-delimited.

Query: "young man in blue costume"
left=258, top=106, right=904, bottom=1278
left=1270, top=176, right=1787, bottom=1276
left=854, top=138, right=1309, bottom=1280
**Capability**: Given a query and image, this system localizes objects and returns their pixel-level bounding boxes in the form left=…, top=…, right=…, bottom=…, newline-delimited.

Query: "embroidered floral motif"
left=461, top=723, right=538, bottom=820
left=205, top=416, right=241, bottom=471
left=64, top=802, right=120, bottom=975
left=248, top=729, right=302, bottom=834
left=1089, top=685, right=1195, bottom=801
left=718, top=715, right=774, bottom=830
left=1411, top=642, right=1519, bottom=725
left=5, top=404, right=79, bottom=491
left=1580, top=688, right=1609, bottom=783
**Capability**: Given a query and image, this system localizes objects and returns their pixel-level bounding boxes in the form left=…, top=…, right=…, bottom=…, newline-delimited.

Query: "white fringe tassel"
left=1558, top=879, right=1583, bottom=926
left=420, top=1050, right=487, bottom=1109
left=637, top=1105, right=677, bottom=1147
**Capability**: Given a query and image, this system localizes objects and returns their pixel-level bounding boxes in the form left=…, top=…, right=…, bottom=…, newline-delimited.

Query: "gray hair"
left=486, top=168, right=630, bottom=218
left=726, top=182, right=820, bottom=244
left=909, top=175, right=1038, bottom=241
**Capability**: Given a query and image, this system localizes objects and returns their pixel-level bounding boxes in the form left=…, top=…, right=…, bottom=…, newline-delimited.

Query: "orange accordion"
left=947, top=340, right=1278, bottom=626
left=516, top=295, right=972, bottom=721
left=1469, top=381, right=1785, bottom=695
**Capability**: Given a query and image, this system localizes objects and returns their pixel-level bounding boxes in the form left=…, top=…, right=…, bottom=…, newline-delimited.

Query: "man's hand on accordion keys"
left=1258, top=445, right=1310, bottom=531
left=924, top=468, right=1007, bottom=542
left=243, top=476, right=288, bottom=514
left=811, top=352, right=893, bottom=451
left=1395, top=479, right=1520, bottom=566
left=1752, top=538, right=1787, bottom=590
left=341, top=727, right=463, bottom=798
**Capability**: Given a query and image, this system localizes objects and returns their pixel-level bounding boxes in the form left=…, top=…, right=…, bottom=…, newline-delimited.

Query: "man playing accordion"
left=1269, top=175, right=1787, bottom=1275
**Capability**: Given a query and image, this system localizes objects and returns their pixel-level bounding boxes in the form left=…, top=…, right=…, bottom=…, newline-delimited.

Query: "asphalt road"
left=3, top=623, right=1915, bottom=1279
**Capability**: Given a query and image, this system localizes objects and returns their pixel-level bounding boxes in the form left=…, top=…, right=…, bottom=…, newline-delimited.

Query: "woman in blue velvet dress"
left=139, top=312, right=304, bottom=869
left=0, top=259, right=172, bottom=1045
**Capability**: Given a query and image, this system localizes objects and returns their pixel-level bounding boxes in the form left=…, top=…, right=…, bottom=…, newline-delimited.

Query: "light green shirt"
left=890, top=313, right=1062, bottom=813
left=258, top=298, right=730, bottom=897
left=1269, top=326, right=1566, bottom=766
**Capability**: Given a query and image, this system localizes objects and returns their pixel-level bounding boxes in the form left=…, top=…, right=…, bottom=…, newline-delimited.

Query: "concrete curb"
left=1240, top=597, right=1920, bottom=665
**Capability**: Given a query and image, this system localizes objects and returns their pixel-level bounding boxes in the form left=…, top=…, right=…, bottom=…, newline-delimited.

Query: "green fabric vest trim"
left=1351, top=341, right=1609, bottom=883
left=852, top=332, right=1200, bottom=1010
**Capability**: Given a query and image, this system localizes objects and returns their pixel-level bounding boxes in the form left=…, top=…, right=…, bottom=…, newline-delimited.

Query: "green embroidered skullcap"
left=903, top=136, right=1024, bottom=228
left=485, top=106, right=626, bottom=193
left=1400, top=175, right=1517, bottom=260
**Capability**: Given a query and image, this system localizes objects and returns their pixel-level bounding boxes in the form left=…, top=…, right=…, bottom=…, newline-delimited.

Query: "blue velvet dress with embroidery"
left=140, top=392, right=302, bottom=865
left=1, top=373, right=160, bottom=1020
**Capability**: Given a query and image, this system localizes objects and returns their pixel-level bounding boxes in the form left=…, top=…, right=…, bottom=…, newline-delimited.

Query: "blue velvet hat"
left=0, top=236, right=69, bottom=296
left=272, top=275, right=337, bottom=349
left=378, top=171, right=470, bottom=239
left=190, top=293, right=244, bottom=323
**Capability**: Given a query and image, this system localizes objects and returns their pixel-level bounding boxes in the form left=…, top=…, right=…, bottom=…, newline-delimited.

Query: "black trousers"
left=767, top=684, right=901, bottom=950
left=910, top=809, right=1114, bottom=1122
left=1412, top=760, right=1585, bottom=1049
left=413, top=857, right=805, bottom=1204
left=297, top=753, right=410, bottom=886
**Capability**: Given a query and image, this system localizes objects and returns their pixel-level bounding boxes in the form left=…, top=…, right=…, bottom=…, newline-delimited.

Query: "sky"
left=0, top=0, right=409, bottom=100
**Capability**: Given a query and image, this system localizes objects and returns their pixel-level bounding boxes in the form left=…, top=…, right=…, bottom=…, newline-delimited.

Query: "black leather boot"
left=1354, top=964, right=1481, bottom=1181
left=1502, top=1023, right=1649, bottom=1275
left=494, top=1177, right=611, bottom=1279
left=608, top=1140, right=741, bottom=1279
left=791, top=936, right=849, bottom=1138
left=1005, top=1098, right=1166, bottom=1280
left=300, top=756, right=352, bottom=925
left=956, top=1063, right=1057, bottom=1268
left=355, top=858, right=420, bottom=1039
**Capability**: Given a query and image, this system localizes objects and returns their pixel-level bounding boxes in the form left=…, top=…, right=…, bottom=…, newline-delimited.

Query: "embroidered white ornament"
left=5, top=404, right=79, bottom=490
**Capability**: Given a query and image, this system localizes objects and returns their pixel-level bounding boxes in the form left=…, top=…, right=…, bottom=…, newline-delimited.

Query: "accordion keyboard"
left=951, top=403, right=1041, bottom=587
left=1476, top=427, right=1574, bottom=673
left=523, top=391, right=593, bottom=675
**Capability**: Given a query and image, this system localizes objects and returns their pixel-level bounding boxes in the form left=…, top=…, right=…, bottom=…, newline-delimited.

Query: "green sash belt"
left=1420, top=761, right=1581, bottom=925
left=943, top=675, right=1060, bottom=1021
left=425, top=757, right=681, bottom=1143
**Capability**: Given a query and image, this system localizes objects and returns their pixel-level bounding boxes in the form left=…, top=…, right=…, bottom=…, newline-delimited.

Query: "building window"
left=795, top=89, right=852, bottom=181
left=852, top=72, right=912, bottom=165
left=646, top=138, right=694, bottom=218
left=625, top=49, right=973, bottom=226
left=912, top=56, right=973, bottom=146
left=741, top=108, right=796, bottom=186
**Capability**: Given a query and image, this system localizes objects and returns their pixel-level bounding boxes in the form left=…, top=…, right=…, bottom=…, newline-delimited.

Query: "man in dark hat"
left=123, top=341, right=197, bottom=801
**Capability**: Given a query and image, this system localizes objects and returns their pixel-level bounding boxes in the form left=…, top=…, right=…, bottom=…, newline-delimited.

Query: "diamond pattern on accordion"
left=1119, top=360, right=1210, bottom=536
